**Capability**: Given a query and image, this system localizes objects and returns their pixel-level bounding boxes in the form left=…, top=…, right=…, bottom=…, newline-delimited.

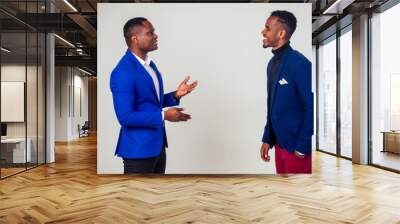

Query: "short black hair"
left=123, top=17, right=148, bottom=45
left=270, top=10, right=297, bottom=40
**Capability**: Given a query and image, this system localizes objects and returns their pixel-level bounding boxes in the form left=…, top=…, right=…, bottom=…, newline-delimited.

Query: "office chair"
left=78, top=121, right=90, bottom=138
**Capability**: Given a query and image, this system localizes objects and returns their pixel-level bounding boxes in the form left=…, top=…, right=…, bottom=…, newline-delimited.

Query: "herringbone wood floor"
left=1, top=134, right=400, bottom=224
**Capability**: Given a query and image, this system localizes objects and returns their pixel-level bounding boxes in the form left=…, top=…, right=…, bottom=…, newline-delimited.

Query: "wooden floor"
left=1, top=135, right=400, bottom=223
left=0, top=167, right=26, bottom=178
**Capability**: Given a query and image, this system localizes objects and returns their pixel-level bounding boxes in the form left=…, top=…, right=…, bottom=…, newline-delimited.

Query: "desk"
left=1, top=138, right=31, bottom=163
left=381, top=131, right=400, bottom=154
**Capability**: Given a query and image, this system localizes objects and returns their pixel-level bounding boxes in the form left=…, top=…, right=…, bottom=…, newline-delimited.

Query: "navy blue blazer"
left=110, top=50, right=179, bottom=158
left=262, top=45, right=313, bottom=155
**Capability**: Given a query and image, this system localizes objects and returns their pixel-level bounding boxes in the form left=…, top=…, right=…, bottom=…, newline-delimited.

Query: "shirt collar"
left=272, top=41, right=290, bottom=57
left=131, top=51, right=152, bottom=66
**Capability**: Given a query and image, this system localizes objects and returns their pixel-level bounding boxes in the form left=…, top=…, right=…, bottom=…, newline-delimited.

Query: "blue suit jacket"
left=262, top=45, right=313, bottom=155
left=110, top=49, right=179, bottom=158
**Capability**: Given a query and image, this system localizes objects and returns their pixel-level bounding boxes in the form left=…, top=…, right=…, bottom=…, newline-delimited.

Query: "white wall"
left=1, top=65, right=39, bottom=138
left=55, top=67, right=69, bottom=141
left=1, top=65, right=27, bottom=142
left=72, top=72, right=89, bottom=138
left=55, top=67, right=89, bottom=141
left=98, top=3, right=312, bottom=174
left=1, top=65, right=26, bottom=126
left=1, top=63, right=46, bottom=163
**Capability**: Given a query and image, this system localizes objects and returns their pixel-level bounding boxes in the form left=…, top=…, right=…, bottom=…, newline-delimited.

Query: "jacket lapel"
left=149, top=61, right=164, bottom=106
left=125, top=50, right=160, bottom=104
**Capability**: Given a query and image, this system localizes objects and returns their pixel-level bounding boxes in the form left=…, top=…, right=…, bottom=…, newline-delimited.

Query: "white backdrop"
left=97, top=3, right=311, bottom=174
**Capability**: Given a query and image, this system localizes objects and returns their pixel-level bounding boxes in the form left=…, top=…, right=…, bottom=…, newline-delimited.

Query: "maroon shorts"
left=275, top=144, right=312, bottom=174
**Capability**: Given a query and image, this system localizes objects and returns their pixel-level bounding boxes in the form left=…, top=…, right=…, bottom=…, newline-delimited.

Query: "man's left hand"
left=175, top=76, right=198, bottom=99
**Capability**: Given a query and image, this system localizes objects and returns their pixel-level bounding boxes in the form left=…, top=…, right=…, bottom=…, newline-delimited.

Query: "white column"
left=46, top=32, right=55, bottom=163
left=45, top=0, right=55, bottom=163
left=352, top=14, right=369, bottom=164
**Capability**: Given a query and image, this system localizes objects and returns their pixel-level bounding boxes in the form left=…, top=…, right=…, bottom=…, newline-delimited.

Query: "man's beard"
left=263, top=43, right=271, bottom=49
left=263, top=40, right=276, bottom=49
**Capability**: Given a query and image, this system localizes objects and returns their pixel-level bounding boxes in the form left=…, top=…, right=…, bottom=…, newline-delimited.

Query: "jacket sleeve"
left=262, top=61, right=273, bottom=146
left=162, top=91, right=180, bottom=108
left=293, top=59, right=313, bottom=155
left=262, top=119, right=272, bottom=145
left=110, top=69, right=163, bottom=129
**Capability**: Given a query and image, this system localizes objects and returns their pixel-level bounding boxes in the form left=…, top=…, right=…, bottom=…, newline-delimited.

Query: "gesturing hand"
left=175, top=76, right=198, bottom=99
left=164, top=107, right=191, bottom=122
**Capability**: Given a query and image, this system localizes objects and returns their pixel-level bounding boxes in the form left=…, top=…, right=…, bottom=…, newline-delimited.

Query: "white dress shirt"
left=131, top=51, right=164, bottom=120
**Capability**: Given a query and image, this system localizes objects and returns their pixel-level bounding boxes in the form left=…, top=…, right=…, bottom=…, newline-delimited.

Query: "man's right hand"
left=260, top=143, right=270, bottom=162
left=164, top=107, right=191, bottom=122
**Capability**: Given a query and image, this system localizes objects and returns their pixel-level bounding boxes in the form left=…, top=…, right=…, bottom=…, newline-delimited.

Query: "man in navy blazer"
left=259, top=11, right=313, bottom=174
left=110, top=17, right=198, bottom=174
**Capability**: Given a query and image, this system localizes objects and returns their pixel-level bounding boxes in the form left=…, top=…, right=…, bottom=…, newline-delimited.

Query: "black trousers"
left=123, top=148, right=166, bottom=174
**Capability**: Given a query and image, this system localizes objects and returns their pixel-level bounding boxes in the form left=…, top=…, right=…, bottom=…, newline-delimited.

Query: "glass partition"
left=317, top=36, right=337, bottom=155
left=370, top=3, right=400, bottom=171
left=0, top=1, right=46, bottom=179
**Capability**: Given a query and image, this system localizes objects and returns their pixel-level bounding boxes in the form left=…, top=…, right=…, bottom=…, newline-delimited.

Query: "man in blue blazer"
left=259, top=11, right=313, bottom=174
left=110, top=17, right=198, bottom=174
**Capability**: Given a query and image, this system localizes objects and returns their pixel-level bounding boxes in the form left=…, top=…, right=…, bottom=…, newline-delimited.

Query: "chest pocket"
left=275, top=76, right=295, bottom=99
